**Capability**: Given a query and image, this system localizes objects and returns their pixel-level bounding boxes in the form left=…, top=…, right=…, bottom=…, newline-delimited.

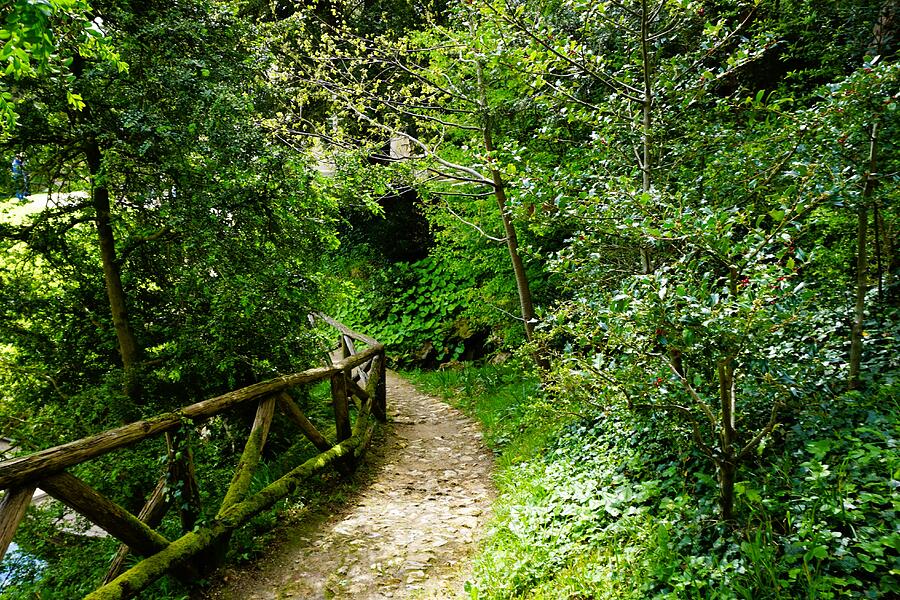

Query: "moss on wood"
left=84, top=431, right=367, bottom=600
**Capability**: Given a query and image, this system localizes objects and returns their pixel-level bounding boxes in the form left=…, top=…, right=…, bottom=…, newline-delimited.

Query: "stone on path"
left=199, top=371, right=495, bottom=600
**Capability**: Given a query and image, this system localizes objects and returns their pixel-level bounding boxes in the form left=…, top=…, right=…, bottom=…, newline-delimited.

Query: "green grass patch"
left=403, top=363, right=548, bottom=467
left=0, top=192, right=88, bottom=225
left=404, top=365, right=900, bottom=600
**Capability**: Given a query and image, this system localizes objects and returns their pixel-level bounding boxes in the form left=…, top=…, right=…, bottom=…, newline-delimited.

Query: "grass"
left=403, top=364, right=900, bottom=600
left=402, top=362, right=549, bottom=468
left=1, top=192, right=87, bottom=225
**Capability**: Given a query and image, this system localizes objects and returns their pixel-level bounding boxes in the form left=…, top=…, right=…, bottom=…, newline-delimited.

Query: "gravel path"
left=199, top=371, right=495, bottom=599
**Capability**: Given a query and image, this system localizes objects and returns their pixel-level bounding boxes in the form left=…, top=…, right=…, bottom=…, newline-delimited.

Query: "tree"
left=0, top=0, right=124, bottom=130
left=848, top=0, right=899, bottom=390
left=275, top=2, right=554, bottom=365
left=1, top=2, right=340, bottom=593
left=1, top=0, right=336, bottom=437
left=511, top=0, right=898, bottom=520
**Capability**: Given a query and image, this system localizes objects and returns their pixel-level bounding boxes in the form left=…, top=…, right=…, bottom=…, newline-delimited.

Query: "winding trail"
left=200, top=371, right=495, bottom=599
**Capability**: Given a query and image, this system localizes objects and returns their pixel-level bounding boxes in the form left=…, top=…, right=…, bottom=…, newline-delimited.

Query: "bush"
left=410, top=365, right=900, bottom=599
left=337, top=254, right=491, bottom=366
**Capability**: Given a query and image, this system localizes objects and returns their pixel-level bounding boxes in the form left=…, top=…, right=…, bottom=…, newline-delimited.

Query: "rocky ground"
left=198, top=371, right=495, bottom=600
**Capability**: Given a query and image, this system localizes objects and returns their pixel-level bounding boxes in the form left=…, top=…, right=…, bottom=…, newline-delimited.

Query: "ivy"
left=336, top=253, right=483, bottom=365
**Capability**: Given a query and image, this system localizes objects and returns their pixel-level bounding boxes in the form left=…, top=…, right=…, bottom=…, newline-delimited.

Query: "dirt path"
left=200, top=371, right=495, bottom=600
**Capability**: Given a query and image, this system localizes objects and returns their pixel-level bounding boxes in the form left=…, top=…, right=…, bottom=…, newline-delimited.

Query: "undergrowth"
left=406, top=364, right=900, bottom=599
left=0, top=380, right=364, bottom=599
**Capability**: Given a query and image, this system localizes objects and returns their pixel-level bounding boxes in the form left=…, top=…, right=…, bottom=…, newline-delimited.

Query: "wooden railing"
left=0, top=316, right=386, bottom=599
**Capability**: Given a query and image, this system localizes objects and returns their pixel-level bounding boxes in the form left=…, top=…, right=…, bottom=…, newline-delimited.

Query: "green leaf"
left=807, top=439, right=832, bottom=459
left=805, top=545, right=829, bottom=561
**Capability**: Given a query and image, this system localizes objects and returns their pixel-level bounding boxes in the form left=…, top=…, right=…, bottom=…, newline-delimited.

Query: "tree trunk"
left=718, top=358, right=737, bottom=521
left=848, top=121, right=879, bottom=390
left=639, top=0, right=654, bottom=274
left=474, top=56, right=549, bottom=369
left=85, top=141, right=142, bottom=402
left=640, top=0, right=653, bottom=196
left=718, top=458, right=736, bottom=522
left=489, top=168, right=538, bottom=345
left=848, top=203, right=869, bottom=390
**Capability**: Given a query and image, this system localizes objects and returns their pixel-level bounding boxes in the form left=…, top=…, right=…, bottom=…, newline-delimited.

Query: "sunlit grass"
left=402, top=363, right=551, bottom=466
left=1, top=192, right=88, bottom=225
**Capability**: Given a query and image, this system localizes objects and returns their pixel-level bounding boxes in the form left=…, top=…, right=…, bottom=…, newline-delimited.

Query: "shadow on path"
left=198, top=371, right=495, bottom=600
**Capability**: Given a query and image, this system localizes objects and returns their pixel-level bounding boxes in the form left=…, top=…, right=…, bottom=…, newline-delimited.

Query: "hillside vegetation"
left=1, top=0, right=898, bottom=598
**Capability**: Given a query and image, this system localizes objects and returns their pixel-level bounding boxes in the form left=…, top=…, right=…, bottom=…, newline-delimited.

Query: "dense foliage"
left=1, top=0, right=898, bottom=597
left=325, top=0, right=899, bottom=596
left=411, top=365, right=899, bottom=599
left=1, top=0, right=340, bottom=596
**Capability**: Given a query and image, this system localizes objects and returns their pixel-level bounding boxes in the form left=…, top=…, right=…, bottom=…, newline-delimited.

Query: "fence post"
left=277, top=391, right=333, bottom=452
left=0, top=484, right=35, bottom=563
left=331, top=373, right=352, bottom=443
left=376, top=350, right=387, bottom=422
left=166, top=429, right=202, bottom=533
left=103, top=475, right=170, bottom=584
left=38, top=472, right=179, bottom=564
left=218, top=396, right=277, bottom=516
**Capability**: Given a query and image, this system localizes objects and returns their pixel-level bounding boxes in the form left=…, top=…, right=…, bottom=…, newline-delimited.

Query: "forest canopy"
left=1, top=0, right=898, bottom=598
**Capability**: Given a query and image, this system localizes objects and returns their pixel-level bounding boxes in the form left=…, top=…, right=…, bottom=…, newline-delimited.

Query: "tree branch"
left=441, top=201, right=507, bottom=242
left=667, top=358, right=718, bottom=429
left=738, top=401, right=782, bottom=459
left=630, top=400, right=715, bottom=458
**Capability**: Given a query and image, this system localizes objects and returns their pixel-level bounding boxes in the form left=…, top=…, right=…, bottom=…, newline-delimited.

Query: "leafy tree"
left=1, top=0, right=341, bottom=593
left=847, top=1, right=899, bottom=389
left=510, top=0, right=898, bottom=520
left=0, top=0, right=124, bottom=130
left=276, top=2, right=560, bottom=365
left=0, top=0, right=337, bottom=474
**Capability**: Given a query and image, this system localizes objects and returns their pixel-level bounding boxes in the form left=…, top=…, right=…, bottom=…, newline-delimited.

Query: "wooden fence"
left=0, top=315, right=386, bottom=599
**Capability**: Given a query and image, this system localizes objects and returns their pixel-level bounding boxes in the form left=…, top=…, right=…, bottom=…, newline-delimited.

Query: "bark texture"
left=85, top=141, right=142, bottom=402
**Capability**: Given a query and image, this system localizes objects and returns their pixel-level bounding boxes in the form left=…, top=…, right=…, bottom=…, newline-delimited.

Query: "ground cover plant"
left=2, top=0, right=900, bottom=597
left=409, top=364, right=900, bottom=599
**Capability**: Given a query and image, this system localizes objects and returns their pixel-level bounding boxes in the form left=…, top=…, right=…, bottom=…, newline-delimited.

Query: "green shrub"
left=337, top=254, right=489, bottom=365
left=411, top=365, right=900, bottom=599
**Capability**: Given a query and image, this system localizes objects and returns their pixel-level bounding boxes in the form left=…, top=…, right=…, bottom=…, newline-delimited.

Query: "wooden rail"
left=0, top=316, right=387, bottom=599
